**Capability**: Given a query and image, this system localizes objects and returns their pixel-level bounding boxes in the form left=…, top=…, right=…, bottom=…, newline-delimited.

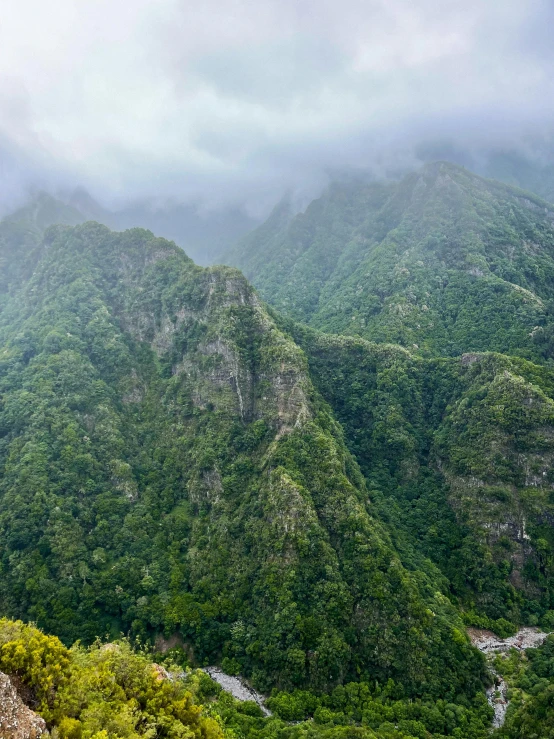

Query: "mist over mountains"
left=5, top=144, right=554, bottom=268
left=1, top=188, right=259, bottom=266
left=2, top=0, right=554, bottom=219
left=3, top=2, right=554, bottom=737
left=225, top=161, right=554, bottom=360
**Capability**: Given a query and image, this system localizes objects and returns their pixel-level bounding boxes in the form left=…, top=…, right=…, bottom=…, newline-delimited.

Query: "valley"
left=1, top=163, right=554, bottom=737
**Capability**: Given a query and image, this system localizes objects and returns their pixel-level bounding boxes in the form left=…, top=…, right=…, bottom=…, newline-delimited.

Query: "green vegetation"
left=0, top=617, right=223, bottom=738
left=492, top=634, right=554, bottom=737
left=206, top=674, right=495, bottom=739
left=284, top=326, right=554, bottom=625
left=3, top=162, right=554, bottom=735
left=0, top=222, right=486, bottom=700
left=226, top=162, right=554, bottom=360
left=222, top=162, right=554, bottom=733
left=0, top=617, right=496, bottom=739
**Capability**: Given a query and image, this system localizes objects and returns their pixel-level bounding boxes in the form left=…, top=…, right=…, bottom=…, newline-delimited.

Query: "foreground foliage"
left=0, top=618, right=496, bottom=739
left=0, top=618, right=222, bottom=738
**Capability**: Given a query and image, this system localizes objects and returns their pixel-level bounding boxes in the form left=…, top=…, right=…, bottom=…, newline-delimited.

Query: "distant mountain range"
left=1, top=188, right=258, bottom=266
left=225, top=161, right=554, bottom=361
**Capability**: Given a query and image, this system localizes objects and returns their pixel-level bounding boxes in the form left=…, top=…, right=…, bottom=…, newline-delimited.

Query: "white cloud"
left=0, top=0, right=552, bottom=210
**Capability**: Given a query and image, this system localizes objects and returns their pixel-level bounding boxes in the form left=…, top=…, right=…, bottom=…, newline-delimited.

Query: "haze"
left=1, top=0, right=554, bottom=215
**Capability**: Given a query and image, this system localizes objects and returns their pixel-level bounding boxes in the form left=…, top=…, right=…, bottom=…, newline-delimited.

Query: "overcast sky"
left=1, top=0, right=554, bottom=214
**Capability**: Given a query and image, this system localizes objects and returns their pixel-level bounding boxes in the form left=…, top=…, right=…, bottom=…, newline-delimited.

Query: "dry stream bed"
left=200, top=628, right=551, bottom=729
left=469, top=627, right=550, bottom=728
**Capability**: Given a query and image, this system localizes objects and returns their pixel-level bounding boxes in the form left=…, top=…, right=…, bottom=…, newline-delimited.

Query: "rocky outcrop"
left=0, top=671, right=46, bottom=739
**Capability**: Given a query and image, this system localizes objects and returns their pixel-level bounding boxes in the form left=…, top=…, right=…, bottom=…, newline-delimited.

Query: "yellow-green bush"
left=0, top=619, right=222, bottom=739
left=0, top=617, right=71, bottom=716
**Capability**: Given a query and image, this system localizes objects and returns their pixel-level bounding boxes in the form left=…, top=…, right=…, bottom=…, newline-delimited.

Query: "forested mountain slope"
left=284, top=324, right=554, bottom=626
left=0, top=221, right=486, bottom=697
left=226, top=162, right=554, bottom=360
left=483, top=151, right=554, bottom=206
left=0, top=193, right=87, bottom=299
left=0, top=188, right=257, bottom=266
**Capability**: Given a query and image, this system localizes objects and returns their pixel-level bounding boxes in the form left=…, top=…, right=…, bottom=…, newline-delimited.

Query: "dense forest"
left=3, top=615, right=554, bottom=739
left=226, top=162, right=554, bottom=360
left=286, top=326, right=554, bottom=627
left=1, top=164, right=554, bottom=736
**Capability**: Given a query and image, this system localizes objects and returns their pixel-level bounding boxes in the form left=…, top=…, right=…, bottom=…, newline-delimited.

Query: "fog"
left=1, top=0, right=554, bottom=218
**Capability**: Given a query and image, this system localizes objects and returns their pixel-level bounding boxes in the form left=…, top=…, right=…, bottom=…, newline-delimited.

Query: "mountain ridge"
left=0, top=188, right=258, bottom=266
left=0, top=220, right=485, bottom=697
left=2, top=165, right=554, bottom=734
left=226, top=161, right=554, bottom=360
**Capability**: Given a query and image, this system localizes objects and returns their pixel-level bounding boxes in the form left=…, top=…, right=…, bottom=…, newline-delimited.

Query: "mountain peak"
left=226, top=163, right=554, bottom=360
left=0, top=219, right=487, bottom=696
left=4, top=191, right=85, bottom=231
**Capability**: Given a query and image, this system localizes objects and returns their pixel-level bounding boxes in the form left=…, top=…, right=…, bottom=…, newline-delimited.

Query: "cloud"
left=0, top=0, right=553, bottom=213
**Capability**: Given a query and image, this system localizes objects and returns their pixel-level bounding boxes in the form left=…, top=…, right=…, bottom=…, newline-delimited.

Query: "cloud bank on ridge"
left=1, top=0, right=554, bottom=214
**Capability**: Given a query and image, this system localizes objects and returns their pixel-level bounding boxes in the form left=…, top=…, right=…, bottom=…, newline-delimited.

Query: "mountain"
left=0, top=193, right=88, bottom=302
left=110, top=199, right=259, bottom=265
left=0, top=188, right=258, bottom=267
left=413, top=142, right=554, bottom=206
left=483, top=151, right=554, bottom=205
left=2, top=181, right=554, bottom=734
left=223, top=160, right=554, bottom=632
left=0, top=221, right=486, bottom=698
left=3, top=192, right=86, bottom=232
left=287, top=326, right=554, bottom=626
left=225, top=162, right=554, bottom=360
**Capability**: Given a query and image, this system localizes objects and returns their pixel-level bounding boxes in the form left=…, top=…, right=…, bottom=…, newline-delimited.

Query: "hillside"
left=483, top=151, right=554, bottom=206
left=286, top=325, right=554, bottom=626
left=226, top=162, right=554, bottom=360
left=0, top=193, right=87, bottom=298
left=0, top=189, right=257, bottom=266
left=0, top=221, right=488, bottom=698
left=0, top=618, right=498, bottom=739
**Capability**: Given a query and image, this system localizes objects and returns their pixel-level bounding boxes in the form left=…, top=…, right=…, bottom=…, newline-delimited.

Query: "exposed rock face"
left=0, top=672, right=46, bottom=739
left=112, top=236, right=311, bottom=434
left=468, top=626, right=550, bottom=654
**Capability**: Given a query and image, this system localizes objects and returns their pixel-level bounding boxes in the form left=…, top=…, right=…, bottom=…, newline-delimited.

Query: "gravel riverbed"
left=469, top=627, right=550, bottom=728
left=203, top=667, right=272, bottom=716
